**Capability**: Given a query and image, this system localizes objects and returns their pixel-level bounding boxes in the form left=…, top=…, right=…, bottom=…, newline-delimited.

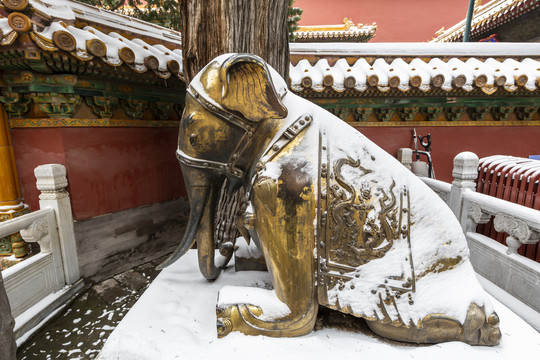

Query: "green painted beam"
left=309, top=95, right=540, bottom=109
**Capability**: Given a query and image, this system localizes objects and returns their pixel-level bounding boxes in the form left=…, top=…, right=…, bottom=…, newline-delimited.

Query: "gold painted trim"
left=1, top=31, right=18, bottom=46
left=9, top=118, right=539, bottom=129
left=9, top=118, right=179, bottom=128
left=297, top=18, right=376, bottom=33
left=347, top=120, right=540, bottom=127
left=30, top=32, right=58, bottom=51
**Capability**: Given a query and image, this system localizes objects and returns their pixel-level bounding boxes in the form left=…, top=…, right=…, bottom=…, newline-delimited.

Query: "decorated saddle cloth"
left=259, top=98, right=494, bottom=328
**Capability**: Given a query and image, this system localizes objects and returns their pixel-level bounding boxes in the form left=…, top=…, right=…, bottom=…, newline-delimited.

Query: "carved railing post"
left=448, top=152, right=479, bottom=227
left=34, top=164, right=80, bottom=284
left=493, top=213, right=540, bottom=255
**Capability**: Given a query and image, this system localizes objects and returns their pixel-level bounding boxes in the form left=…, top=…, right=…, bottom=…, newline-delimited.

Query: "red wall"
left=11, top=127, right=185, bottom=221
left=358, top=126, right=540, bottom=182
left=9, top=116, right=539, bottom=271
left=294, top=0, right=470, bottom=42
left=10, top=125, right=540, bottom=220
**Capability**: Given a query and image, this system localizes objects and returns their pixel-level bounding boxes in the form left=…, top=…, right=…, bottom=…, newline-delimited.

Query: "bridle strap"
left=189, top=87, right=253, bottom=131
left=176, top=149, right=244, bottom=179
left=177, top=87, right=261, bottom=179
left=179, top=87, right=312, bottom=183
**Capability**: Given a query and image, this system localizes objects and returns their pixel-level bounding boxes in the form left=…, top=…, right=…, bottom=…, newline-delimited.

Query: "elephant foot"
left=216, top=286, right=318, bottom=338
left=366, top=303, right=501, bottom=346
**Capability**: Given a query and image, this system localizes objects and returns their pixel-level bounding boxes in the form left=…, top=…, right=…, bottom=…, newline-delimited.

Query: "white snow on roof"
left=290, top=42, right=540, bottom=57
left=290, top=48, right=540, bottom=94
left=32, top=0, right=181, bottom=44
left=21, top=23, right=183, bottom=78
left=31, top=0, right=76, bottom=21
left=295, top=23, right=377, bottom=42
left=0, top=0, right=184, bottom=79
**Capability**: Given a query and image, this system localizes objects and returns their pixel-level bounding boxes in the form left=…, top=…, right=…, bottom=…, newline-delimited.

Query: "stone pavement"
left=17, top=256, right=167, bottom=359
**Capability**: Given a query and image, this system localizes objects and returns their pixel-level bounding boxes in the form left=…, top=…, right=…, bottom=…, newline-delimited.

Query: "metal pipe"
left=463, top=0, right=476, bottom=42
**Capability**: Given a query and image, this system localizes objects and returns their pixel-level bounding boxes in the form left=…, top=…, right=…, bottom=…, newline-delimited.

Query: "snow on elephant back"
left=160, top=53, right=501, bottom=345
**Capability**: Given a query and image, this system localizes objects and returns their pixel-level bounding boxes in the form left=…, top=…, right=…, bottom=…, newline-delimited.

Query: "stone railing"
left=420, top=152, right=540, bottom=313
left=0, top=164, right=84, bottom=344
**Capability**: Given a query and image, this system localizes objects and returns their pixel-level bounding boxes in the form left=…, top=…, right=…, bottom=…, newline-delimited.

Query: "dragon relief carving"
left=321, top=156, right=416, bottom=319
left=327, top=157, right=401, bottom=268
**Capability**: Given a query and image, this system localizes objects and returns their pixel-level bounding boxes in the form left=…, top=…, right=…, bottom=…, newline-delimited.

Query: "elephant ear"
left=220, top=54, right=288, bottom=122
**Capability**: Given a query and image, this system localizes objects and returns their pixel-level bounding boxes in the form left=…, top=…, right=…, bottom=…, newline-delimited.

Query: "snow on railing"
left=415, top=152, right=540, bottom=313
left=0, top=164, right=83, bottom=344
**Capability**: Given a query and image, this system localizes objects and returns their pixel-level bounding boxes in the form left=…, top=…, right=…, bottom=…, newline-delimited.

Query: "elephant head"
left=158, top=54, right=288, bottom=280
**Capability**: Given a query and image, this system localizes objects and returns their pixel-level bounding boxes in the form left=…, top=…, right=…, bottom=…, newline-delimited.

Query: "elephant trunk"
left=157, top=166, right=223, bottom=280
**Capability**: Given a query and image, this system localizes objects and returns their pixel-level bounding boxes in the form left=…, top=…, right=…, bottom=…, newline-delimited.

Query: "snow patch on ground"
left=97, top=251, right=540, bottom=360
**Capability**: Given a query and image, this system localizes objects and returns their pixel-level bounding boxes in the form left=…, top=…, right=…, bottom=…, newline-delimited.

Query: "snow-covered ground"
left=97, top=251, right=540, bottom=360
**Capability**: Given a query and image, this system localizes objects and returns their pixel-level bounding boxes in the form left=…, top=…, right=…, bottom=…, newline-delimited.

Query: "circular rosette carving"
left=4, top=0, right=29, bottom=11
left=52, top=30, right=76, bottom=52
left=494, top=75, right=506, bottom=87
left=409, top=75, right=422, bottom=88
left=515, top=74, right=528, bottom=87
left=344, top=76, right=356, bottom=89
left=119, top=47, right=135, bottom=64
left=86, top=38, right=107, bottom=57
left=453, top=74, right=466, bottom=88
left=167, top=59, right=180, bottom=74
left=301, top=76, right=312, bottom=88
left=144, top=55, right=159, bottom=70
left=8, top=12, right=31, bottom=32
left=388, top=75, right=400, bottom=88
left=323, top=74, right=334, bottom=87
left=474, top=74, right=488, bottom=87
left=431, top=74, right=445, bottom=88
left=367, top=74, right=379, bottom=87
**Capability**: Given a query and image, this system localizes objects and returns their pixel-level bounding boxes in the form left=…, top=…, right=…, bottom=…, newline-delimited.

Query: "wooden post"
left=0, top=271, right=16, bottom=360
left=179, top=0, right=290, bottom=84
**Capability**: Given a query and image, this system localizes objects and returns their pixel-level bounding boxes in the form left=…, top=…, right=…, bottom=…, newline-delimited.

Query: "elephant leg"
left=216, top=171, right=319, bottom=337
left=366, top=303, right=501, bottom=345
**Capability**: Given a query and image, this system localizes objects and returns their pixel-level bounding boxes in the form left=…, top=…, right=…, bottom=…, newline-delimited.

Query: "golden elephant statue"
left=159, top=54, right=501, bottom=346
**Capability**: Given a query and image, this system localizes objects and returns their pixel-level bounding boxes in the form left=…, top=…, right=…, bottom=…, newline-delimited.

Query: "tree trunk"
left=0, top=271, right=16, bottom=360
left=179, top=0, right=289, bottom=84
